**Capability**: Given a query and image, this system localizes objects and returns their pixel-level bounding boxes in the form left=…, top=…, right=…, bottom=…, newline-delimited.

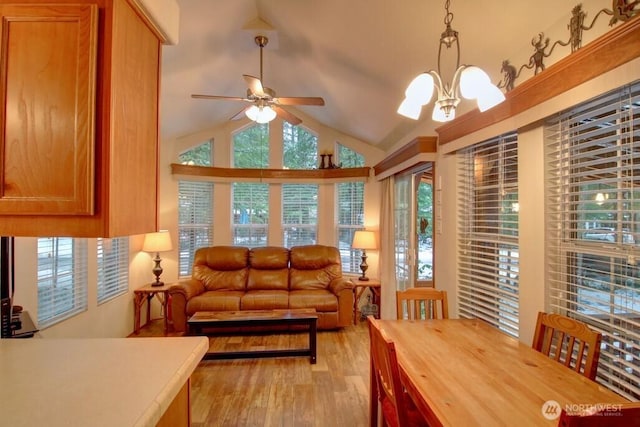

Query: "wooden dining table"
left=371, top=318, right=629, bottom=427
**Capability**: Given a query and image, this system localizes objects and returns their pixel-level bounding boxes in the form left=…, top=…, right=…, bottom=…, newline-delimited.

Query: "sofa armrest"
left=330, top=278, right=354, bottom=327
left=169, top=279, right=205, bottom=300
left=168, top=279, right=205, bottom=332
left=329, top=277, right=353, bottom=295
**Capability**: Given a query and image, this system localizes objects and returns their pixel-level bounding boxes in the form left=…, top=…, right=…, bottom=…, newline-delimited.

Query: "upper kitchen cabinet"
left=0, top=0, right=165, bottom=237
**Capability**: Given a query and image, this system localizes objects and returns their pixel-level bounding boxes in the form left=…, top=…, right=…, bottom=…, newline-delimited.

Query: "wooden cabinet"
left=0, top=0, right=161, bottom=237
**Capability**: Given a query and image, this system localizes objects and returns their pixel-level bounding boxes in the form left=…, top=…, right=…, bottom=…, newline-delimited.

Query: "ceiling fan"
left=191, top=35, right=325, bottom=126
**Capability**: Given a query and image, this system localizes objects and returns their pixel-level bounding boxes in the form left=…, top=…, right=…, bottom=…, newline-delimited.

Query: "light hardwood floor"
left=133, top=319, right=371, bottom=427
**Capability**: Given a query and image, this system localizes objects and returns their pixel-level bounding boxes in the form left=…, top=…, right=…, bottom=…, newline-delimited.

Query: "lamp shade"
left=142, top=230, right=173, bottom=253
left=351, top=230, right=377, bottom=250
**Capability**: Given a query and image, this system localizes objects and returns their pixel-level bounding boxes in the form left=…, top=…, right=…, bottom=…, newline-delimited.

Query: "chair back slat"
left=396, top=288, right=449, bottom=320
left=532, top=312, right=602, bottom=380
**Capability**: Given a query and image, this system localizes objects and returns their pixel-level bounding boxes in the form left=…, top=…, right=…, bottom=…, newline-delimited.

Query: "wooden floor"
left=133, top=319, right=372, bottom=427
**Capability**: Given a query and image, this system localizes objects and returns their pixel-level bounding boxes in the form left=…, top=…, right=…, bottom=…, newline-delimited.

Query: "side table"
left=133, top=283, right=172, bottom=334
left=350, top=278, right=381, bottom=325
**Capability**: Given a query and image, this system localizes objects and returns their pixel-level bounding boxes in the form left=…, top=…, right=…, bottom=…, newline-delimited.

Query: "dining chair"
left=367, top=315, right=428, bottom=427
left=532, top=311, right=602, bottom=380
left=396, top=287, right=449, bottom=320
left=557, top=402, right=640, bottom=427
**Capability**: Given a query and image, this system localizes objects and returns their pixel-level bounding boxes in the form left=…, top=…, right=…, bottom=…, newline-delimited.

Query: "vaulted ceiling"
left=160, top=0, right=606, bottom=151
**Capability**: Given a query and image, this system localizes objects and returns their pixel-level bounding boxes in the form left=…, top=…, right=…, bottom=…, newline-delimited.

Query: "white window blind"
left=178, top=141, right=214, bottom=277
left=233, top=183, right=269, bottom=247
left=37, top=238, right=88, bottom=327
left=97, top=237, right=129, bottom=303
left=178, top=181, right=213, bottom=276
left=546, top=80, right=640, bottom=400
left=283, top=184, right=318, bottom=247
left=336, top=143, right=365, bottom=274
left=458, top=132, right=519, bottom=337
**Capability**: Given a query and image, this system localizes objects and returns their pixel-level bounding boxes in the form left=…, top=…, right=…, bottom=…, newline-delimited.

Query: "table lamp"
left=142, top=230, right=173, bottom=286
left=351, top=230, right=377, bottom=281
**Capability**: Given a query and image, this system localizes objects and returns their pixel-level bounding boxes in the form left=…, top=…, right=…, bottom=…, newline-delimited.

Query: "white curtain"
left=379, top=176, right=397, bottom=319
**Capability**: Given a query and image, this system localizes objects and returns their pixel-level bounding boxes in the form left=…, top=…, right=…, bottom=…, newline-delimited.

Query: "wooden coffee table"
left=187, top=309, right=318, bottom=364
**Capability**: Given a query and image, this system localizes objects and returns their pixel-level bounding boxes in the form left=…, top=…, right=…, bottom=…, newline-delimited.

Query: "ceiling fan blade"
left=243, top=74, right=265, bottom=96
left=275, top=96, right=325, bottom=106
left=272, top=105, right=302, bottom=126
left=191, top=94, right=248, bottom=102
left=230, top=107, right=249, bottom=121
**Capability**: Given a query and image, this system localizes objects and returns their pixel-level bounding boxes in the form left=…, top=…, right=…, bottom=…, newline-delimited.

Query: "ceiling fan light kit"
left=192, top=35, right=325, bottom=126
left=398, top=0, right=505, bottom=123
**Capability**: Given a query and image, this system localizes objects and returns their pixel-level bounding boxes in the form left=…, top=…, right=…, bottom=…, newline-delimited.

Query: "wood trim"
left=171, top=164, right=371, bottom=180
left=373, top=136, right=437, bottom=176
left=437, top=15, right=640, bottom=145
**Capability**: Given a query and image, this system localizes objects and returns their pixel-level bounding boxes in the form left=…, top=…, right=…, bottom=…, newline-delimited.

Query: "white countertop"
left=0, top=336, right=208, bottom=427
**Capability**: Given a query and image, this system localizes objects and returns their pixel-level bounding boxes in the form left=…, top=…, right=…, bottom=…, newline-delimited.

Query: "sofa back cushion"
left=193, top=246, right=249, bottom=291
left=289, top=245, right=342, bottom=290
left=248, top=247, right=290, bottom=291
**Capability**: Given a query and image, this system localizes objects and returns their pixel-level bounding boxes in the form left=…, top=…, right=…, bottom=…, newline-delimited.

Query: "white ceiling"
left=159, top=0, right=590, bottom=151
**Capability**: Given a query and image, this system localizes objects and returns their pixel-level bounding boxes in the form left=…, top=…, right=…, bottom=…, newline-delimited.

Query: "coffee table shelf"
left=187, top=309, right=318, bottom=364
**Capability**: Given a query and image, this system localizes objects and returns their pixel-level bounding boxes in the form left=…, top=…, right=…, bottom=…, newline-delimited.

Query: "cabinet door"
left=0, top=4, right=98, bottom=215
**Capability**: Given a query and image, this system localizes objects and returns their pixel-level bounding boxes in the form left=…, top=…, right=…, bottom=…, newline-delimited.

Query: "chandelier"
left=397, top=0, right=505, bottom=122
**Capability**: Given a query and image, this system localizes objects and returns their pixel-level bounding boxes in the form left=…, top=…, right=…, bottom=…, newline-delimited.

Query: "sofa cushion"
left=289, top=289, right=338, bottom=312
left=241, top=290, right=289, bottom=310
left=186, top=290, right=243, bottom=314
left=193, top=246, right=249, bottom=291
left=247, top=247, right=290, bottom=291
left=289, top=245, right=342, bottom=290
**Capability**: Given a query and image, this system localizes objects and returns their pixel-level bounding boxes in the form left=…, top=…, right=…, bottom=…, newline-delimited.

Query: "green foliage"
left=234, top=124, right=269, bottom=168
left=179, top=141, right=212, bottom=166
left=283, top=122, right=317, bottom=169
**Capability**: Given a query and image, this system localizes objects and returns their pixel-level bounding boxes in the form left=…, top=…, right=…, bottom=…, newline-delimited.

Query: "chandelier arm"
left=428, top=70, right=446, bottom=99
left=450, top=64, right=467, bottom=100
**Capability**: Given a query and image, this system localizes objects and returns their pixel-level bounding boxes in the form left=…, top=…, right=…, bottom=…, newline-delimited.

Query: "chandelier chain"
left=444, top=0, right=453, bottom=27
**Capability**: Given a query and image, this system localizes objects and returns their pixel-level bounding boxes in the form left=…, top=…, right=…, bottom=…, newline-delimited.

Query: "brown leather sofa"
left=169, top=245, right=354, bottom=331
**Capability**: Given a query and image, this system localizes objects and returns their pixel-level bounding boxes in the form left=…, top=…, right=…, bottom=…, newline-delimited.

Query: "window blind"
left=546, top=80, right=640, bottom=399
left=37, top=238, right=88, bottom=327
left=458, top=132, right=520, bottom=337
left=178, top=180, right=213, bottom=276
left=97, top=237, right=129, bottom=303
left=232, top=182, right=269, bottom=247
left=282, top=184, right=318, bottom=247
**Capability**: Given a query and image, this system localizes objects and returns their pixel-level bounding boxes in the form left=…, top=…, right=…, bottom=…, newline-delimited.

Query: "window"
left=97, top=237, right=129, bottom=303
left=546, top=80, right=640, bottom=399
left=283, top=122, right=318, bottom=169
left=283, top=184, right=318, bottom=247
left=37, top=238, right=88, bottom=327
left=178, top=141, right=213, bottom=276
left=232, top=124, right=270, bottom=247
left=458, top=132, right=519, bottom=337
left=336, top=144, right=365, bottom=273
left=281, top=124, right=318, bottom=247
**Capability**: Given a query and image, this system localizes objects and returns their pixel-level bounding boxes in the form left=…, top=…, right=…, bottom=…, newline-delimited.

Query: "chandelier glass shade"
left=245, top=103, right=277, bottom=123
left=397, top=0, right=505, bottom=123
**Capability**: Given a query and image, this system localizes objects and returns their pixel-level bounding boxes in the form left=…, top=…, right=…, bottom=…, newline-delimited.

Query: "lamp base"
left=151, top=280, right=165, bottom=287
left=359, top=251, right=369, bottom=281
